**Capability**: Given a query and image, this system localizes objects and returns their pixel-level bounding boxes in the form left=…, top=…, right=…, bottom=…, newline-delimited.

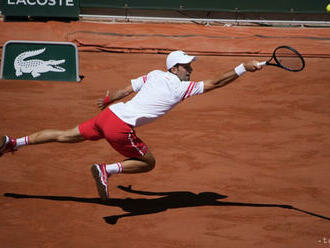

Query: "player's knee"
left=141, top=154, right=155, bottom=172
left=146, top=157, right=156, bottom=171
left=140, top=150, right=156, bottom=172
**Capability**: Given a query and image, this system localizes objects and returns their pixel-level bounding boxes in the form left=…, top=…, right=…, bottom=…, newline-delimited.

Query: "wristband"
left=103, top=95, right=112, bottom=105
left=234, top=64, right=247, bottom=76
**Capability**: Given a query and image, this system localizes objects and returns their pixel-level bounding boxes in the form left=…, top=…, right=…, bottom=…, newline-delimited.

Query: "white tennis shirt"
left=110, top=70, right=204, bottom=127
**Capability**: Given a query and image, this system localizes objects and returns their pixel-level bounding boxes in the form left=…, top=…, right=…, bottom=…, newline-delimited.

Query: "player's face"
left=174, top=63, right=193, bottom=81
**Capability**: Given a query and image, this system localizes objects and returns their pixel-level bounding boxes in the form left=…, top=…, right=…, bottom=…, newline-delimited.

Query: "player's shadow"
left=4, top=185, right=330, bottom=225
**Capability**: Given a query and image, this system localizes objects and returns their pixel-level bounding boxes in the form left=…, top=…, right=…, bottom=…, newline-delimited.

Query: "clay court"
left=0, top=20, right=330, bottom=247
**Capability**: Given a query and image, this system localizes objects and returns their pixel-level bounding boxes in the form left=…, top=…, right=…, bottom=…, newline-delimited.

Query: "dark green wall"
left=0, top=0, right=329, bottom=14
left=79, top=0, right=329, bottom=13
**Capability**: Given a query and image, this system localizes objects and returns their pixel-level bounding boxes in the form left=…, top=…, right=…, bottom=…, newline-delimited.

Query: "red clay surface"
left=0, top=21, right=330, bottom=248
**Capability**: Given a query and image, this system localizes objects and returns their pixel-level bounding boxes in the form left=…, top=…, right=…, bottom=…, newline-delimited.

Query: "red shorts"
left=78, top=108, right=148, bottom=158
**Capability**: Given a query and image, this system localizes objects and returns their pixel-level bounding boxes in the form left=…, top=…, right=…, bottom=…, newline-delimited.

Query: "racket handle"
left=257, top=61, right=267, bottom=67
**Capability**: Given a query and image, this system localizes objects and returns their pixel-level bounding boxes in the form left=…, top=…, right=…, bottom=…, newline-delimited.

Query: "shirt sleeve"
left=131, top=74, right=148, bottom=92
left=177, top=81, right=204, bottom=101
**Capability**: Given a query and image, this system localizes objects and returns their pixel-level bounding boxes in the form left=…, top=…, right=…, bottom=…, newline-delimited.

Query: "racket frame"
left=258, top=45, right=305, bottom=72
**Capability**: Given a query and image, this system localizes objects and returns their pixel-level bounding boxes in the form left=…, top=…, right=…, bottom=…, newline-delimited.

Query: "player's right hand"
left=243, top=60, right=262, bottom=72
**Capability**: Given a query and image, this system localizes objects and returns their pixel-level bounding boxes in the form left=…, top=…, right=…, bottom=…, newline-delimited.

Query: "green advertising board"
left=1, top=0, right=79, bottom=18
left=1, top=41, right=80, bottom=82
left=79, top=0, right=329, bottom=14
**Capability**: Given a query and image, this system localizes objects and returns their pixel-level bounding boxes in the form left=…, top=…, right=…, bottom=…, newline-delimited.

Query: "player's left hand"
left=97, top=90, right=111, bottom=110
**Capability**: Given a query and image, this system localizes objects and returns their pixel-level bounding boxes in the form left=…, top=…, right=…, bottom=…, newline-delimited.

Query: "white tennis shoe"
left=0, top=136, right=17, bottom=157
left=91, top=163, right=109, bottom=200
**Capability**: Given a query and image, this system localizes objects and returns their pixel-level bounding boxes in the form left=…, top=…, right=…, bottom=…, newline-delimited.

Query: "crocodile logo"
left=14, top=48, right=66, bottom=78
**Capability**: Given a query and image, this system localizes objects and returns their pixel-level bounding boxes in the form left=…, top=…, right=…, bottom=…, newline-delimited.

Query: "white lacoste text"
left=7, top=0, right=74, bottom=7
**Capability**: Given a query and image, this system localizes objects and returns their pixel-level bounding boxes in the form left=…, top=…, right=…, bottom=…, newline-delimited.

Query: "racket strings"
left=274, top=47, right=304, bottom=71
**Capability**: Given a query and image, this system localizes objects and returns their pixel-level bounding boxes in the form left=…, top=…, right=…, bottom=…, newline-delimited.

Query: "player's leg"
left=91, top=150, right=156, bottom=200
left=28, top=126, right=85, bottom=144
left=0, top=126, right=85, bottom=156
left=121, top=150, right=156, bottom=173
left=89, top=109, right=155, bottom=199
left=1, top=108, right=109, bottom=157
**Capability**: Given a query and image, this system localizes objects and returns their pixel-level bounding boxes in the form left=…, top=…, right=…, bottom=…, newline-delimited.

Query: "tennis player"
left=0, top=51, right=262, bottom=199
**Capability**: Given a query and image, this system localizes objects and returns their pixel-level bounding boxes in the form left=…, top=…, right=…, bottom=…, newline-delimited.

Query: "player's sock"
left=105, top=162, right=123, bottom=175
left=15, top=136, right=29, bottom=149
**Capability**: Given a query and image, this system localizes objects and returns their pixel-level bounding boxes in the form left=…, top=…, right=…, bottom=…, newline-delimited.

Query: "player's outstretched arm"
left=97, top=84, right=134, bottom=110
left=203, top=60, right=261, bottom=92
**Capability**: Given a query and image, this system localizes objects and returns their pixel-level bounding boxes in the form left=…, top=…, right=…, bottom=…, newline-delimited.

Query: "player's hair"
left=168, top=64, right=179, bottom=72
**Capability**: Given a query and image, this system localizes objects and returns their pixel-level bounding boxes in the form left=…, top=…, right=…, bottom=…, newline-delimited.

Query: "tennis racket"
left=258, top=46, right=305, bottom=72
